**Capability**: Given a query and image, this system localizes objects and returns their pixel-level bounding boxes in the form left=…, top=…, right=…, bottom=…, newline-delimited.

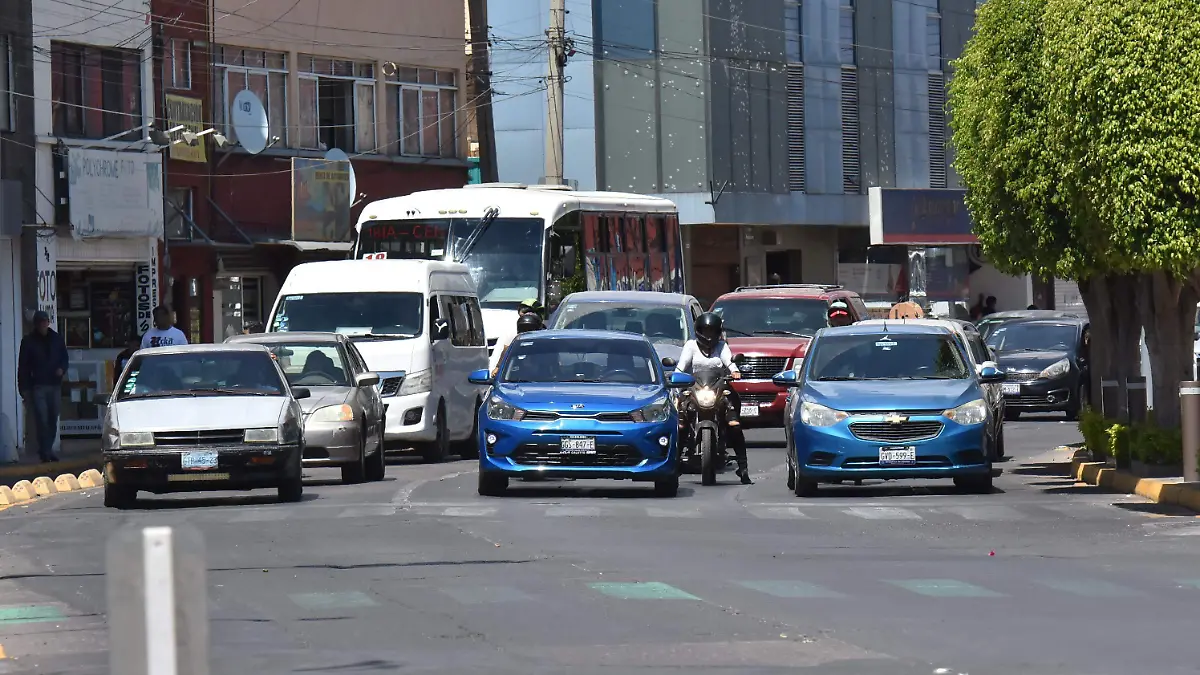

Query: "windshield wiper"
left=189, top=387, right=273, bottom=396
left=120, top=391, right=197, bottom=400
left=350, top=332, right=417, bottom=340
left=724, top=327, right=753, bottom=337
left=816, top=376, right=861, bottom=381
left=752, top=329, right=813, bottom=338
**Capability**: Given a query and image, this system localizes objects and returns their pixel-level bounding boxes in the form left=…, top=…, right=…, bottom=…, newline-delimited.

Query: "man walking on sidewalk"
left=18, top=311, right=68, bottom=463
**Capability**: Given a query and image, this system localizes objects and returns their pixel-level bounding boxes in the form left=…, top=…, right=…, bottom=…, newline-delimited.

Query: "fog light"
left=658, top=436, right=669, bottom=447
left=486, top=433, right=497, bottom=445
left=1046, top=395, right=1057, bottom=404
left=403, top=407, right=423, bottom=425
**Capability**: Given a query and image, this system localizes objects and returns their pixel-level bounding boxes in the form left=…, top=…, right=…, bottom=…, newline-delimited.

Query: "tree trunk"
left=1080, top=273, right=1141, bottom=421
left=1136, top=271, right=1199, bottom=429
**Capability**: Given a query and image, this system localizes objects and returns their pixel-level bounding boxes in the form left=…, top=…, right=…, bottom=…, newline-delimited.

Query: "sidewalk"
left=1068, top=448, right=1200, bottom=512
left=0, top=438, right=102, bottom=488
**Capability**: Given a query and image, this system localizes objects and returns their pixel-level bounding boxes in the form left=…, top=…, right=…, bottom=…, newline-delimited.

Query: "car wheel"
left=278, top=474, right=304, bottom=503
left=653, top=476, right=679, bottom=498
left=421, top=402, right=450, bottom=463
left=365, top=424, right=387, bottom=482
left=478, top=472, right=508, bottom=497
left=103, top=482, right=136, bottom=509
left=794, top=468, right=818, bottom=498
left=954, top=473, right=993, bottom=494
left=1065, top=384, right=1086, bottom=421
left=342, top=425, right=368, bottom=484
left=995, top=427, right=1006, bottom=461
left=786, top=459, right=797, bottom=491
left=452, top=399, right=481, bottom=457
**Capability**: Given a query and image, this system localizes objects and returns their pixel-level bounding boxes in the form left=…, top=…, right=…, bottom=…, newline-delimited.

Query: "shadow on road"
left=1008, top=462, right=1073, bottom=477
left=1112, top=501, right=1197, bottom=517
left=491, top=483, right=698, bottom=500
left=788, top=482, right=1008, bottom=499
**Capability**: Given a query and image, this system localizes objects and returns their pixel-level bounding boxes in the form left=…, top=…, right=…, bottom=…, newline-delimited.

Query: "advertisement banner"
left=134, top=247, right=159, bottom=336
left=34, top=231, right=57, bottom=328
left=165, top=94, right=207, bottom=163
left=68, top=148, right=164, bottom=239
left=291, top=158, right=351, bottom=242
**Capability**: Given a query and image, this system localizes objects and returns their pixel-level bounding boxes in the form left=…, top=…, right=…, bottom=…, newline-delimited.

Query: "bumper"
left=301, top=420, right=361, bottom=466
left=383, top=391, right=435, bottom=443
left=103, top=445, right=301, bottom=492
left=793, top=416, right=990, bottom=481
left=731, top=381, right=787, bottom=427
left=478, top=417, right=679, bottom=480
left=1002, top=376, right=1076, bottom=412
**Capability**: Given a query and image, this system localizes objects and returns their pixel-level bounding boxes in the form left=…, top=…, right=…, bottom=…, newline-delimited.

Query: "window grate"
left=928, top=72, right=947, bottom=189
left=840, top=67, right=860, bottom=194
left=786, top=65, right=805, bottom=192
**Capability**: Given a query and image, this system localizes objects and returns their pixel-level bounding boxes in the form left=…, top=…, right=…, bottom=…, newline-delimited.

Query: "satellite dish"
left=231, top=90, right=269, bottom=155
left=324, top=148, right=356, bottom=203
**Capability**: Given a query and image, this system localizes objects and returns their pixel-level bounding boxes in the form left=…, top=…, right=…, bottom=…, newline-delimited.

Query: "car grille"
left=1006, top=394, right=1058, bottom=405
left=521, top=411, right=636, bottom=422
left=843, top=455, right=952, bottom=469
left=511, top=444, right=643, bottom=467
left=1005, top=371, right=1039, bottom=382
left=739, top=392, right=778, bottom=405
left=848, top=421, right=944, bottom=443
left=738, top=356, right=789, bottom=380
left=378, top=376, right=405, bottom=397
left=154, top=429, right=245, bottom=446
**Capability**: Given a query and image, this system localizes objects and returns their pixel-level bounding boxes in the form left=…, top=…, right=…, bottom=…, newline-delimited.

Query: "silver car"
left=227, top=332, right=387, bottom=484
left=100, top=343, right=309, bottom=508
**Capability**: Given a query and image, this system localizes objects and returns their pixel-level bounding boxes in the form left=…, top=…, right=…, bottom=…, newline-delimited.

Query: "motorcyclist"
left=519, top=298, right=545, bottom=320
left=675, top=312, right=752, bottom=485
left=827, top=299, right=855, bottom=327
left=491, top=312, right=545, bottom=377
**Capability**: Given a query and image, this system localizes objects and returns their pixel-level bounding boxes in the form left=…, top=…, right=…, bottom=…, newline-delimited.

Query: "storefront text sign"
left=291, top=158, right=351, bottom=242
left=165, top=94, right=207, bottom=163
left=68, top=148, right=165, bottom=240
left=868, top=188, right=975, bottom=245
left=134, top=250, right=160, bottom=336
left=35, top=230, right=57, bottom=327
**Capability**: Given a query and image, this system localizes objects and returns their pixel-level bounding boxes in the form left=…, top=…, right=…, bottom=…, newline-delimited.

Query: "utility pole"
left=543, top=0, right=566, bottom=185
left=467, top=0, right=498, bottom=183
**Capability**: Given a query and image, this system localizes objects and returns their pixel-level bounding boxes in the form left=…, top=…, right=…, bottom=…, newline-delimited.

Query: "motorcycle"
left=678, top=360, right=742, bottom=486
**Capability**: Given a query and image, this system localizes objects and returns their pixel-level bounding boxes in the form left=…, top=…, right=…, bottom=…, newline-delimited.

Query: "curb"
left=0, top=466, right=105, bottom=511
left=1068, top=449, right=1200, bottom=513
left=0, top=454, right=101, bottom=486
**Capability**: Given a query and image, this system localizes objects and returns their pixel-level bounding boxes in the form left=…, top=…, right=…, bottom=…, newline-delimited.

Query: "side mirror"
left=978, top=365, right=1005, bottom=384
left=94, top=393, right=110, bottom=405
left=733, top=353, right=747, bottom=365
left=661, top=357, right=677, bottom=369
left=355, top=372, right=381, bottom=387
left=431, top=318, right=451, bottom=341
left=668, top=372, right=695, bottom=388
left=772, top=370, right=801, bottom=387
left=468, top=368, right=494, bottom=385
left=977, top=360, right=998, bottom=374
left=291, top=387, right=312, bottom=400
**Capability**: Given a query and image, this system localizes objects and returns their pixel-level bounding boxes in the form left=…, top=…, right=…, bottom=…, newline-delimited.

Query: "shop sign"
left=291, top=158, right=351, bottom=242
left=868, top=187, right=975, bottom=245
left=34, top=231, right=57, bottom=327
left=134, top=251, right=160, bottom=336
left=165, top=94, right=207, bottom=163
left=68, top=148, right=165, bottom=240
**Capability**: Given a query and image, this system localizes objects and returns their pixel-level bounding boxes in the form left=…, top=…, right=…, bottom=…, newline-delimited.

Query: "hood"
left=651, top=342, right=683, bottom=364
left=726, top=336, right=811, bottom=359
left=350, top=339, right=419, bottom=374
left=995, top=349, right=1070, bottom=371
left=297, top=387, right=352, bottom=414
left=805, top=378, right=978, bottom=412
left=112, top=396, right=289, bottom=432
left=496, top=383, right=665, bottom=412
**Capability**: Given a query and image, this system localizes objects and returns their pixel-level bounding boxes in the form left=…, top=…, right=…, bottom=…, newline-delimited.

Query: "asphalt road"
left=2, top=416, right=1199, bottom=675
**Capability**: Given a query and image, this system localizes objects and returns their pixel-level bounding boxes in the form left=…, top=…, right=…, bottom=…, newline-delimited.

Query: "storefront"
left=0, top=180, right=23, bottom=462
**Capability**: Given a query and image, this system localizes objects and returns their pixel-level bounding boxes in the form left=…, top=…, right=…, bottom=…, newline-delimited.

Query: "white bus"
left=352, top=184, right=685, bottom=369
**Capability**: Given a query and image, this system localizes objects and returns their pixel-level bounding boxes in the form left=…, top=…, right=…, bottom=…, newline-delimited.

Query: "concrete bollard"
left=1181, top=381, right=1200, bottom=483
left=31, top=476, right=57, bottom=496
left=54, top=474, right=82, bottom=492
left=9, top=480, right=35, bottom=502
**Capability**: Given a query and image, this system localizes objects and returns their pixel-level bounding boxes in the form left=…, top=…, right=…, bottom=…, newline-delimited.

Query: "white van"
left=267, top=259, right=487, bottom=462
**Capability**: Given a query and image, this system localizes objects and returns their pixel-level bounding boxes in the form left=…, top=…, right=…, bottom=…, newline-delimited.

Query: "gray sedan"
left=228, top=332, right=387, bottom=484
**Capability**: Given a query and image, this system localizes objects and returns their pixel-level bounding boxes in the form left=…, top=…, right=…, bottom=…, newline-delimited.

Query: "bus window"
left=548, top=212, right=583, bottom=296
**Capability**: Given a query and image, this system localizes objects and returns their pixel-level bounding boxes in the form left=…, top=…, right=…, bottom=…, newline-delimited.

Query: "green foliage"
left=1105, top=423, right=1131, bottom=465
left=1129, top=423, right=1183, bottom=466
left=1078, top=406, right=1112, bottom=458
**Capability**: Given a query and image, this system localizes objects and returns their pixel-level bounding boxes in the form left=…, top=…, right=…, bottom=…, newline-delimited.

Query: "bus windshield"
left=357, top=217, right=544, bottom=310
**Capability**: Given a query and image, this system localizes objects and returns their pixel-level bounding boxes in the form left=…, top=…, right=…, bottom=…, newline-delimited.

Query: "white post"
left=142, top=527, right=178, bottom=675
left=543, top=0, right=566, bottom=185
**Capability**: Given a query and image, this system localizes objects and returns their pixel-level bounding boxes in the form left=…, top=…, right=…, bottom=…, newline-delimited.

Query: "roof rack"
left=734, top=284, right=844, bottom=292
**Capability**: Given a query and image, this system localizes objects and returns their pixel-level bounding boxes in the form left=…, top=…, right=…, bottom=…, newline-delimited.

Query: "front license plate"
left=740, top=405, right=760, bottom=417
left=181, top=451, right=219, bottom=470
left=560, top=436, right=596, bottom=454
left=1001, top=383, right=1021, bottom=395
left=879, top=446, right=917, bottom=466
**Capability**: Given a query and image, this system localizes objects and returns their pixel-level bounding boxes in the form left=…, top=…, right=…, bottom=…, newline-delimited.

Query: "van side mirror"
left=431, top=318, right=451, bottom=341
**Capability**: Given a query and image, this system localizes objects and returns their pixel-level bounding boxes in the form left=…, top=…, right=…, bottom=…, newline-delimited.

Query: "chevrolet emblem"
left=884, top=414, right=908, bottom=425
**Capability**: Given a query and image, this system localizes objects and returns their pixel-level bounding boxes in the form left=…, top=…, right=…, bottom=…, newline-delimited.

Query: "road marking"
left=736, top=580, right=844, bottom=598
left=1036, top=579, right=1137, bottom=597
left=645, top=507, right=701, bottom=518
left=441, top=506, right=498, bottom=517
left=545, top=506, right=601, bottom=517
left=746, top=506, right=810, bottom=519
left=942, top=505, right=1025, bottom=521
left=230, top=509, right=290, bottom=522
left=440, top=586, right=534, bottom=604
left=0, top=605, right=66, bottom=625
left=1175, top=580, right=1200, bottom=589
left=338, top=505, right=397, bottom=518
left=391, top=469, right=474, bottom=505
left=588, top=582, right=700, bottom=600
left=289, top=592, right=378, bottom=610
left=887, top=579, right=1003, bottom=598
left=845, top=507, right=922, bottom=520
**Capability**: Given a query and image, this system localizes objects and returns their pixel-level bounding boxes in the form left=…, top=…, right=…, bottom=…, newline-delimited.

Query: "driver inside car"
left=675, top=312, right=752, bottom=484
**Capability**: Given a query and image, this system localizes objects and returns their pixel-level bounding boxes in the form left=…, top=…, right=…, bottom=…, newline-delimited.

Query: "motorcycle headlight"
left=309, top=404, right=354, bottom=423
left=1039, top=358, right=1070, bottom=379
left=487, top=395, right=525, bottom=421
left=244, top=428, right=280, bottom=443
left=398, top=369, right=433, bottom=396
left=117, top=431, right=154, bottom=448
left=945, top=398, right=988, bottom=426
left=800, top=400, right=848, bottom=427
left=633, top=397, right=671, bottom=423
left=694, top=388, right=718, bottom=408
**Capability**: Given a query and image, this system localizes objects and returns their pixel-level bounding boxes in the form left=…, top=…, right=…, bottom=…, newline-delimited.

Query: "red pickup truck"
left=709, top=284, right=870, bottom=428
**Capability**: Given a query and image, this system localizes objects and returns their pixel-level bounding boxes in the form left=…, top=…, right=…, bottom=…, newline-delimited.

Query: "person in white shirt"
left=141, top=305, right=189, bottom=349
left=675, top=312, right=751, bottom=484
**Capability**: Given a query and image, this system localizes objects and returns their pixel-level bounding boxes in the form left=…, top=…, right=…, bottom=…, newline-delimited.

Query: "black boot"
left=737, top=467, right=753, bottom=485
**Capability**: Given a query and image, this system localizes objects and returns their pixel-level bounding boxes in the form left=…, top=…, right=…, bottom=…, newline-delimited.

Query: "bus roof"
left=356, top=185, right=677, bottom=230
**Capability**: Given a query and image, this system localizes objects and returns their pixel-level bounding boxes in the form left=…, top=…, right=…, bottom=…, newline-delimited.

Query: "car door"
left=344, top=340, right=384, bottom=450
left=963, top=329, right=1003, bottom=436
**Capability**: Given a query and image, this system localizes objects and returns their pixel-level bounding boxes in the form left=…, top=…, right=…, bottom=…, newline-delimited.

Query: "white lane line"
left=544, top=506, right=602, bottom=517
left=645, top=507, right=702, bottom=518
left=229, top=509, right=290, bottom=522
left=844, top=506, right=922, bottom=520
left=746, top=506, right=810, bottom=520
left=338, top=505, right=398, bottom=518
left=441, top=506, right=498, bottom=517
left=942, top=505, right=1025, bottom=521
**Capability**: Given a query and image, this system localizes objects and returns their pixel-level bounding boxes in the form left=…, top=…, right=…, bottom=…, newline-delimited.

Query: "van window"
left=271, top=293, right=423, bottom=338
left=464, top=297, right=486, bottom=347
left=444, top=296, right=471, bottom=346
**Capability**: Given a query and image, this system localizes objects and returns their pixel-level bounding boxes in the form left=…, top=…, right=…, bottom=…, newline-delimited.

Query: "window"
left=442, top=296, right=485, bottom=347
left=298, top=55, right=377, bottom=152
left=384, top=67, right=458, bottom=157
left=269, top=292, right=424, bottom=337
left=0, top=35, right=11, bottom=131
left=51, top=42, right=142, bottom=139
left=165, top=187, right=193, bottom=239
left=838, top=0, right=855, bottom=65
left=167, top=39, right=191, bottom=90
left=213, top=46, right=288, bottom=147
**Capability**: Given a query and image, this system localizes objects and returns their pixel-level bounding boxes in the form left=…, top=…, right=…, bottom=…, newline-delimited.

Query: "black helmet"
left=516, top=313, right=544, bottom=334
left=694, top=312, right=723, bottom=352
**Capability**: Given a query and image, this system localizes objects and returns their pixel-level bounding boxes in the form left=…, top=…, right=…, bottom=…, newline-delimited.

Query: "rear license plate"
left=1001, top=383, right=1021, bottom=395
left=181, top=451, right=219, bottom=470
left=740, top=405, right=760, bottom=417
left=560, top=436, right=596, bottom=454
left=879, top=446, right=917, bottom=466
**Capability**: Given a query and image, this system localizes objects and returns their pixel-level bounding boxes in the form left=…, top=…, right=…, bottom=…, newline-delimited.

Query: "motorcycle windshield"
left=692, top=370, right=724, bottom=389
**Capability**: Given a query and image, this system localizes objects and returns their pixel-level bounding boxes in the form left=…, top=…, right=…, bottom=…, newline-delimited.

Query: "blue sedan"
left=468, top=330, right=693, bottom=497
left=772, top=323, right=1004, bottom=496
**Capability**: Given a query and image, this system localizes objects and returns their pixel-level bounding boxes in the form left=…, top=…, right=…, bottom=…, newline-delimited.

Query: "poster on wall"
left=134, top=248, right=160, bottom=337
left=34, top=230, right=57, bottom=327
left=165, top=94, right=208, bottom=163
left=291, top=158, right=351, bottom=242
left=67, top=148, right=164, bottom=239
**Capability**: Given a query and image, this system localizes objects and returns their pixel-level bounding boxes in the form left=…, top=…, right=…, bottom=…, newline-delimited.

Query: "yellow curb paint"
left=77, top=469, right=103, bottom=489
left=0, top=643, right=7, bottom=658
left=9, top=481, right=34, bottom=502
left=1070, top=457, right=1200, bottom=515
left=54, top=474, right=81, bottom=492
left=31, top=476, right=56, bottom=497
left=0, top=486, right=15, bottom=506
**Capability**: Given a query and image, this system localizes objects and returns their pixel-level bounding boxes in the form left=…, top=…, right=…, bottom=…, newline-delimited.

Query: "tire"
left=994, top=427, right=1006, bottom=461
left=700, top=428, right=717, bottom=486
left=341, top=426, right=368, bottom=484
left=452, top=400, right=481, bottom=457
left=786, top=461, right=796, bottom=491
left=793, top=468, right=818, bottom=498
left=954, top=472, right=993, bottom=494
left=103, top=482, right=135, bottom=509
left=365, top=424, right=387, bottom=482
left=653, top=476, right=679, bottom=497
left=278, top=474, right=304, bottom=503
left=1065, top=384, right=1086, bottom=421
left=478, top=472, right=508, bottom=496
left=421, top=402, right=449, bottom=463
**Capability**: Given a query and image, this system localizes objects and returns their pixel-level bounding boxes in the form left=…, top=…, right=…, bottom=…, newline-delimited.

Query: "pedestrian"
left=1026, top=304, right=1038, bottom=310
left=141, top=305, right=189, bottom=349
left=17, top=311, right=67, bottom=462
left=969, top=293, right=986, bottom=320
left=113, top=335, right=140, bottom=386
left=243, top=320, right=264, bottom=334
left=982, top=296, right=998, bottom=316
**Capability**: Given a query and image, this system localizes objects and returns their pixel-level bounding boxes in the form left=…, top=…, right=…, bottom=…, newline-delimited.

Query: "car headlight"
left=945, top=398, right=988, bottom=426
left=633, top=397, right=671, bottom=423
left=487, top=395, right=525, bottom=421
left=1039, top=358, right=1070, bottom=379
left=800, top=400, right=848, bottom=427
left=397, top=369, right=433, bottom=396
left=791, top=357, right=805, bottom=373
left=117, top=431, right=154, bottom=448
left=694, top=388, right=718, bottom=408
left=309, top=404, right=354, bottom=423
left=244, top=428, right=280, bottom=443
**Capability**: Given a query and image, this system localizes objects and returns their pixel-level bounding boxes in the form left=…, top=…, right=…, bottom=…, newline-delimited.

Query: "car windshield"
left=269, top=292, right=423, bottom=339
left=257, top=343, right=350, bottom=387
left=710, top=297, right=829, bottom=337
left=116, top=351, right=286, bottom=400
left=986, top=323, right=1078, bottom=352
left=500, top=337, right=661, bottom=385
left=552, top=302, right=689, bottom=346
left=808, top=333, right=971, bottom=381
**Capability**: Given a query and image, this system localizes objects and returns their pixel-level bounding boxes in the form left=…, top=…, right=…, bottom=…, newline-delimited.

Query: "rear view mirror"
left=661, top=357, right=677, bottom=369
left=291, top=387, right=312, bottom=400
left=668, top=372, right=695, bottom=388
left=978, top=366, right=1004, bottom=384
left=772, top=370, right=801, bottom=387
left=94, top=393, right=110, bottom=406
left=468, top=368, right=493, bottom=385
left=355, top=372, right=381, bottom=387
left=431, top=318, right=451, bottom=342
left=733, top=353, right=747, bottom=365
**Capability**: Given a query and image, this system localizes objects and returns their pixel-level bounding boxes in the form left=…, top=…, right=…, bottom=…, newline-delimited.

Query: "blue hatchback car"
left=772, top=323, right=1005, bottom=496
left=468, top=330, right=693, bottom=497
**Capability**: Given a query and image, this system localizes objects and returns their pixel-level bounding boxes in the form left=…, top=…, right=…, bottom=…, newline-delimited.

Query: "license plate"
left=879, top=446, right=917, bottom=466
left=560, top=436, right=596, bottom=454
left=181, top=451, right=219, bottom=470
left=740, top=405, right=760, bottom=417
left=1002, top=383, right=1021, bottom=395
